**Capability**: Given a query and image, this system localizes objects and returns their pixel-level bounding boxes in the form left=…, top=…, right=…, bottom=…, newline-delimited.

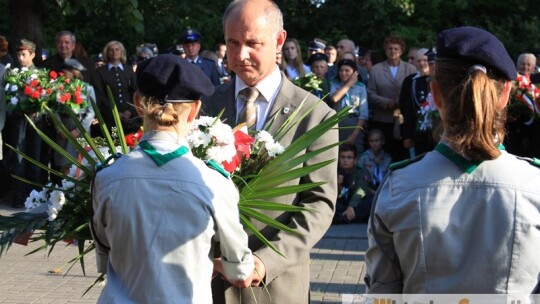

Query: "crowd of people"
left=0, top=0, right=539, bottom=301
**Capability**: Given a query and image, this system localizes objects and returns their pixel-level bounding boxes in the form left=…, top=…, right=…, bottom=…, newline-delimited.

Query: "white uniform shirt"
left=366, top=148, right=540, bottom=294
left=92, top=131, right=253, bottom=303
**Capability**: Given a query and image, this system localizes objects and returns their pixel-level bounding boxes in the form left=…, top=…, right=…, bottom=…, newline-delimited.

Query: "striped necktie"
left=237, top=87, right=259, bottom=129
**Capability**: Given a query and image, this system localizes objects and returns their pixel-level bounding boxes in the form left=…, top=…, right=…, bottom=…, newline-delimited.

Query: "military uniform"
left=366, top=143, right=540, bottom=293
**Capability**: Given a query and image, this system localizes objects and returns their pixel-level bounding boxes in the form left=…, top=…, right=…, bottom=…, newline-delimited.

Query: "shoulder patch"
left=388, top=153, right=427, bottom=171
left=205, top=160, right=230, bottom=178
left=515, top=156, right=540, bottom=168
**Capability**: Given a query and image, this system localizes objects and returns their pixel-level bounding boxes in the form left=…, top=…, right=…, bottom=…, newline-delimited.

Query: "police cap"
left=179, top=29, right=201, bottom=44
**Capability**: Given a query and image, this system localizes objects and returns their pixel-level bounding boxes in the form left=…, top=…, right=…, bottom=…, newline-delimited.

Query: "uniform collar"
left=435, top=142, right=505, bottom=174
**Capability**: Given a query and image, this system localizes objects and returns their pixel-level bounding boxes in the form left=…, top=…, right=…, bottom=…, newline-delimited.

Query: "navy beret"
left=136, top=54, right=214, bottom=102
left=306, top=53, right=328, bottom=65
left=179, top=29, right=201, bottom=44
left=436, top=26, right=516, bottom=80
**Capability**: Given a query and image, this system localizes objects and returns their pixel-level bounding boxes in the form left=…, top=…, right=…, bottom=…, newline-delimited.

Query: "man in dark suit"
left=40, top=30, right=100, bottom=90
left=180, top=29, right=221, bottom=86
left=203, top=1, right=338, bottom=303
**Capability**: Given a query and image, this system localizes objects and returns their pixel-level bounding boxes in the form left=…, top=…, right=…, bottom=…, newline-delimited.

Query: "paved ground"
left=0, top=202, right=368, bottom=303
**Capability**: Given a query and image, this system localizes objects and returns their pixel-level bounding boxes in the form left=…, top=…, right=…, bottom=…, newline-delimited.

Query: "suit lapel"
left=264, top=74, right=300, bottom=136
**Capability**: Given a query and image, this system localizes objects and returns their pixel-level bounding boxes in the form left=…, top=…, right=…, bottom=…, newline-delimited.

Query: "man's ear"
left=498, top=81, right=512, bottom=109
left=134, top=93, right=144, bottom=116
left=430, top=80, right=443, bottom=110
left=276, top=30, right=287, bottom=54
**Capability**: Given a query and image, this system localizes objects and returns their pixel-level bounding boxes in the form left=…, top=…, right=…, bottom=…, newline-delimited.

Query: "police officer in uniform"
left=366, top=26, right=540, bottom=294
left=180, top=29, right=221, bottom=86
left=91, top=54, right=255, bottom=303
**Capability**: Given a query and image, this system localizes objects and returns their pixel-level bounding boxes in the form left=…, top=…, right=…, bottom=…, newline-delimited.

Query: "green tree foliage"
left=0, top=0, right=539, bottom=63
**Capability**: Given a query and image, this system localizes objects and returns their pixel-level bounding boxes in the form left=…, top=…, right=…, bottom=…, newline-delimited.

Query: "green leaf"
left=239, top=214, right=284, bottom=258
left=239, top=207, right=301, bottom=236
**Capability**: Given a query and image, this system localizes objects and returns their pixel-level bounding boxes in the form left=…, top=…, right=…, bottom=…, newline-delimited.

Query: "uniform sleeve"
left=213, top=179, right=254, bottom=281
left=358, top=84, right=369, bottom=121
left=90, top=176, right=111, bottom=274
left=365, top=175, right=404, bottom=293
left=81, top=85, right=96, bottom=131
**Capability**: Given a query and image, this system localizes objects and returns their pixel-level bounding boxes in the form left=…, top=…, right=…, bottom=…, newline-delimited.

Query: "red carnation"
left=49, top=71, right=58, bottom=79
left=64, top=78, right=70, bottom=84
left=24, top=86, right=33, bottom=96
left=31, top=91, right=40, bottom=99
left=30, top=79, right=39, bottom=87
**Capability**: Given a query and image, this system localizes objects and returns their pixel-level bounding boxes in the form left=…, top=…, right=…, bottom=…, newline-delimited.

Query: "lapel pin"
left=283, top=107, right=290, bottom=114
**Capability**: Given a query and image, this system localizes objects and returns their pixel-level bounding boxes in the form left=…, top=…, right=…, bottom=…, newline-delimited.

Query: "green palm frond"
left=236, top=105, right=350, bottom=255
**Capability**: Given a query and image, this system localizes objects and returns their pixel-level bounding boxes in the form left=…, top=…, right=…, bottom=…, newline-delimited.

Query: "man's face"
left=337, top=39, right=353, bottom=56
left=224, top=3, right=286, bottom=86
left=216, top=45, right=227, bottom=59
left=325, top=48, right=337, bottom=64
left=17, top=50, right=35, bottom=68
left=311, top=60, right=328, bottom=79
left=56, top=34, right=75, bottom=59
left=183, top=41, right=201, bottom=59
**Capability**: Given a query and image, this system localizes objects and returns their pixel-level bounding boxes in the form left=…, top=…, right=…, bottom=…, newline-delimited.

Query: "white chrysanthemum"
left=47, top=204, right=59, bottom=221
left=4, top=83, right=8, bottom=91
left=61, top=179, right=75, bottom=190
left=49, top=190, right=66, bottom=206
left=266, top=141, right=285, bottom=157
left=5, top=63, right=11, bottom=69
left=30, top=73, right=38, bottom=80
left=187, top=129, right=212, bottom=148
left=10, top=84, right=18, bottom=92
left=206, top=145, right=236, bottom=163
left=20, top=67, right=28, bottom=71
left=209, top=124, right=234, bottom=145
left=195, top=116, right=217, bottom=128
left=10, top=96, right=18, bottom=105
left=256, top=130, right=274, bottom=144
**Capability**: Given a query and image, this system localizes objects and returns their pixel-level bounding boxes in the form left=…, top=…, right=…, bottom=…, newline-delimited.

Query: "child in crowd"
left=357, top=129, right=392, bottom=191
left=333, top=143, right=373, bottom=224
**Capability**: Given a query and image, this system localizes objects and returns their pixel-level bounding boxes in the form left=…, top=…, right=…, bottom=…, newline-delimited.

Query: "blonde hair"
left=138, top=96, right=192, bottom=129
left=435, top=60, right=507, bottom=160
left=102, top=40, right=127, bottom=64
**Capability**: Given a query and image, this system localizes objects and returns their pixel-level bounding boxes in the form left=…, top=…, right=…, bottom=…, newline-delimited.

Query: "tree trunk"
left=9, top=0, right=44, bottom=66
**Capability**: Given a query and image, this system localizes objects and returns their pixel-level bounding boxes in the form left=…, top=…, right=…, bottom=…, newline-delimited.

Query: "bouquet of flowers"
left=3, top=65, right=88, bottom=114
left=416, top=92, right=439, bottom=131
left=4, top=66, right=55, bottom=113
left=508, top=73, right=540, bottom=123
left=292, top=73, right=323, bottom=92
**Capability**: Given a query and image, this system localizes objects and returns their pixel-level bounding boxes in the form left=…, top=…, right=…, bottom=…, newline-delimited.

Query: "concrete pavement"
left=0, top=202, right=368, bottom=303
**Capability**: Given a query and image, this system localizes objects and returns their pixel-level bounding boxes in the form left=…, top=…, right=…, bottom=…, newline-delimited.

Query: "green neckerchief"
left=139, top=140, right=189, bottom=167
left=435, top=143, right=505, bottom=174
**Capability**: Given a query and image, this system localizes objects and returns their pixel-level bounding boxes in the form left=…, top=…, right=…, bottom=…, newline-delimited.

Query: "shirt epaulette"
left=515, top=156, right=540, bottom=168
left=388, top=153, right=427, bottom=171
left=205, top=160, right=230, bottom=178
